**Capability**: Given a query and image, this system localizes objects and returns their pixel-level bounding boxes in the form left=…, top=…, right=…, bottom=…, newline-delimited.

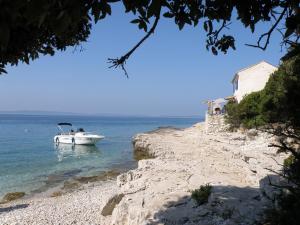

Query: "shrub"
left=262, top=55, right=300, bottom=127
left=191, top=184, right=212, bottom=205
left=224, top=99, right=241, bottom=129
left=225, top=91, right=266, bottom=129
left=283, top=155, right=295, bottom=169
left=238, top=91, right=266, bottom=128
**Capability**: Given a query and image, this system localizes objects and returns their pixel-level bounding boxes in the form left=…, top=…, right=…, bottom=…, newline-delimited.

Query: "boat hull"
left=54, top=134, right=104, bottom=145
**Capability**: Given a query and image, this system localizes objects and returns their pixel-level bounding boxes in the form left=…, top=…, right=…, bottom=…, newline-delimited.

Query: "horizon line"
left=0, top=110, right=203, bottom=118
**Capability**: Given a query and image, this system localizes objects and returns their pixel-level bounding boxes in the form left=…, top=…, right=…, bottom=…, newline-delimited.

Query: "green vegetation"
left=62, top=180, right=81, bottom=190
left=191, top=184, right=212, bottom=206
left=283, top=155, right=296, bottom=170
left=259, top=54, right=300, bottom=225
left=225, top=92, right=266, bottom=129
left=225, top=51, right=300, bottom=130
left=226, top=49, right=300, bottom=225
left=224, top=99, right=241, bottom=130
left=74, top=169, right=121, bottom=183
left=1, top=192, right=25, bottom=203
left=50, top=191, right=63, bottom=198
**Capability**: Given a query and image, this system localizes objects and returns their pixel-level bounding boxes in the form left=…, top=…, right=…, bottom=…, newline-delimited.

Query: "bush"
left=238, top=91, right=266, bottom=128
left=283, top=155, right=295, bottom=169
left=224, top=99, right=241, bottom=129
left=191, top=184, right=212, bottom=205
left=261, top=55, right=300, bottom=127
left=225, top=91, right=266, bottom=129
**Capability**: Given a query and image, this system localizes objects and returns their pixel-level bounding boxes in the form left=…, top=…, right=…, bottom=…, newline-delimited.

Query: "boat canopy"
left=57, top=123, right=72, bottom=126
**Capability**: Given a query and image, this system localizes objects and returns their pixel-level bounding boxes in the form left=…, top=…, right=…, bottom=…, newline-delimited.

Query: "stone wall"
left=205, top=113, right=229, bottom=133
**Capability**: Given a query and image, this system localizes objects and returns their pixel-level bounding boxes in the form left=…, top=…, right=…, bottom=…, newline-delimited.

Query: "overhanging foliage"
left=0, top=0, right=299, bottom=75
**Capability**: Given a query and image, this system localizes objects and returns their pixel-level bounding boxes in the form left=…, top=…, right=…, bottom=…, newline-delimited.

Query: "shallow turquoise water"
left=0, top=115, right=201, bottom=197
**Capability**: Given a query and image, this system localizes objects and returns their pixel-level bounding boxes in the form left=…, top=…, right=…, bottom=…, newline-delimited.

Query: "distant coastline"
left=0, top=110, right=203, bottom=119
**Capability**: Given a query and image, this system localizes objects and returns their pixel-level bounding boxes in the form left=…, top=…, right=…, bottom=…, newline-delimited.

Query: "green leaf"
left=105, top=3, right=112, bottom=15
left=0, top=23, right=10, bottom=50
left=38, top=13, right=47, bottom=27
left=204, top=21, right=208, bottom=31
left=147, top=0, right=161, bottom=18
left=184, top=17, right=192, bottom=25
left=284, top=28, right=294, bottom=38
left=0, top=67, right=7, bottom=74
left=24, top=56, right=30, bottom=64
left=250, top=22, right=255, bottom=33
left=138, top=21, right=147, bottom=32
left=92, top=3, right=101, bottom=23
left=57, top=11, right=65, bottom=20
left=122, top=0, right=131, bottom=13
left=211, top=46, right=218, bottom=55
left=138, top=8, right=146, bottom=18
left=163, top=12, right=174, bottom=18
left=178, top=21, right=185, bottom=30
left=131, top=19, right=140, bottom=24
left=194, top=19, right=199, bottom=27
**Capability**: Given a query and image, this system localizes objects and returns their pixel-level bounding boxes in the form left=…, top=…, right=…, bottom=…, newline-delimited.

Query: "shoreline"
left=0, top=122, right=287, bottom=225
left=0, top=164, right=135, bottom=203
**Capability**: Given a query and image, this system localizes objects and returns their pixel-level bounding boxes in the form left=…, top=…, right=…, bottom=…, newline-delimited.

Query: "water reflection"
left=54, top=144, right=100, bottom=161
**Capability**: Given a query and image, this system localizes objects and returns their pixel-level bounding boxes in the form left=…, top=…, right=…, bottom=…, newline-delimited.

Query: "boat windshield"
left=57, top=123, right=74, bottom=134
left=57, top=123, right=72, bottom=126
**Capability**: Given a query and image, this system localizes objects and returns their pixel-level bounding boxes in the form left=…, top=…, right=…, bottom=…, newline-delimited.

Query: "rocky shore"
left=0, top=123, right=287, bottom=225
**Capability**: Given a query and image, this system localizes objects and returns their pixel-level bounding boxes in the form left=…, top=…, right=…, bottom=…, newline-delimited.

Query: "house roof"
left=231, top=61, right=278, bottom=83
left=202, top=98, right=226, bottom=104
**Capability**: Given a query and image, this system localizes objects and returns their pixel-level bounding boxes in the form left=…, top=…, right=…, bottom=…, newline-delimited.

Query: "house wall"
left=233, top=62, right=277, bottom=103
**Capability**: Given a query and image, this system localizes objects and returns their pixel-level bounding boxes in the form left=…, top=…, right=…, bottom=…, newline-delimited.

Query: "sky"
left=0, top=5, right=286, bottom=117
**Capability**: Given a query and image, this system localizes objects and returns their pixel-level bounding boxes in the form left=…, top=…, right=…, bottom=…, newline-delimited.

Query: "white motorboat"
left=54, top=123, right=104, bottom=145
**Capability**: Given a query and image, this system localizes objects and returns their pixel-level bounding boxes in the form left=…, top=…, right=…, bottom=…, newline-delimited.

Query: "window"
left=235, top=79, right=238, bottom=91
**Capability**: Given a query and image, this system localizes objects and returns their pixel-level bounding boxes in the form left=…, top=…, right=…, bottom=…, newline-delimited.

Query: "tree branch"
left=267, top=175, right=295, bottom=193
left=269, top=141, right=300, bottom=161
left=213, top=20, right=231, bottom=38
left=270, top=156, right=284, bottom=167
left=108, top=15, right=160, bottom=77
left=245, top=6, right=288, bottom=50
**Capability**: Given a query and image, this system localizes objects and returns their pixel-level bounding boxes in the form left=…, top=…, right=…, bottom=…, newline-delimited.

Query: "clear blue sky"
left=0, top=5, right=285, bottom=116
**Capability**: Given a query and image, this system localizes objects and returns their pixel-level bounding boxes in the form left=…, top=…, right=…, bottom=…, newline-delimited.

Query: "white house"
left=232, top=61, right=278, bottom=103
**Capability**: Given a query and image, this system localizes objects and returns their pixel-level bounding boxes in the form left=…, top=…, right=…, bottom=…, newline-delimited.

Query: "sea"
left=0, top=114, right=201, bottom=198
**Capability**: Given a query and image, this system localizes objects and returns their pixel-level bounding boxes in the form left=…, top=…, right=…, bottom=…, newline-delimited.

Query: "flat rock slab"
left=101, top=194, right=124, bottom=216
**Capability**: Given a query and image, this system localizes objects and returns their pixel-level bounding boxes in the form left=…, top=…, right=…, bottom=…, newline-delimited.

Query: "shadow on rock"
left=0, top=204, right=29, bottom=213
left=147, top=175, right=280, bottom=225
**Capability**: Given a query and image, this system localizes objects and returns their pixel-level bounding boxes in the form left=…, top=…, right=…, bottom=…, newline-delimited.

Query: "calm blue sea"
left=0, top=114, right=201, bottom=197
